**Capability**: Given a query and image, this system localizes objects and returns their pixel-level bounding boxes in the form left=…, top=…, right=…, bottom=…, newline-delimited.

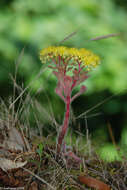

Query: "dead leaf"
left=78, top=175, right=110, bottom=190
left=0, top=127, right=30, bottom=152
left=0, top=173, right=19, bottom=186
left=0, top=158, right=27, bottom=171
left=8, top=127, right=26, bottom=150
left=29, top=181, right=38, bottom=190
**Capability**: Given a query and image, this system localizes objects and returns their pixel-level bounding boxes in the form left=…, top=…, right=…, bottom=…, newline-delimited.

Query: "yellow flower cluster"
left=40, top=46, right=100, bottom=70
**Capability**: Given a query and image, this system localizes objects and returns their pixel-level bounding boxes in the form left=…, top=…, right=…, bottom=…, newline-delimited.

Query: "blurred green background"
left=0, top=0, right=127, bottom=160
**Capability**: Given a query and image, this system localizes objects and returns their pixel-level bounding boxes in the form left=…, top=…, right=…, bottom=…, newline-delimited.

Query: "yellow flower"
left=40, top=46, right=100, bottom=71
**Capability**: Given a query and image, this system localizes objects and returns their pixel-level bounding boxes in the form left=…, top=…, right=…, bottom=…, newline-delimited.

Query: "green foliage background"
left=0, top=0, right=127, bottom=160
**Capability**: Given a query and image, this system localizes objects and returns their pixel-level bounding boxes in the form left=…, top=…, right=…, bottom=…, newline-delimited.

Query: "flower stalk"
left=57, top=94, right=71, bottom=153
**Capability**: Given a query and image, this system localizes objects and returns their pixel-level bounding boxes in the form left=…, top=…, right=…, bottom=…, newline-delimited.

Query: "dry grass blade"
left=58, top=30, right=78, bottom=45
left=76, top=94, right=115, bottom=119
left=22, top=167, right=57, bottom=190
left=89, top=33, right=120, bottom=41
left=58, top=29, right=119, bottom=45
left=9, top=65, right=47, bottom=110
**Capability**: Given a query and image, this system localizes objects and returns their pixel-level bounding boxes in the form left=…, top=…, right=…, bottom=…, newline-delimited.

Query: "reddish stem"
left=57, top=95, right=71, bottom=153
left=56, top=60, right=87, bottom=154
